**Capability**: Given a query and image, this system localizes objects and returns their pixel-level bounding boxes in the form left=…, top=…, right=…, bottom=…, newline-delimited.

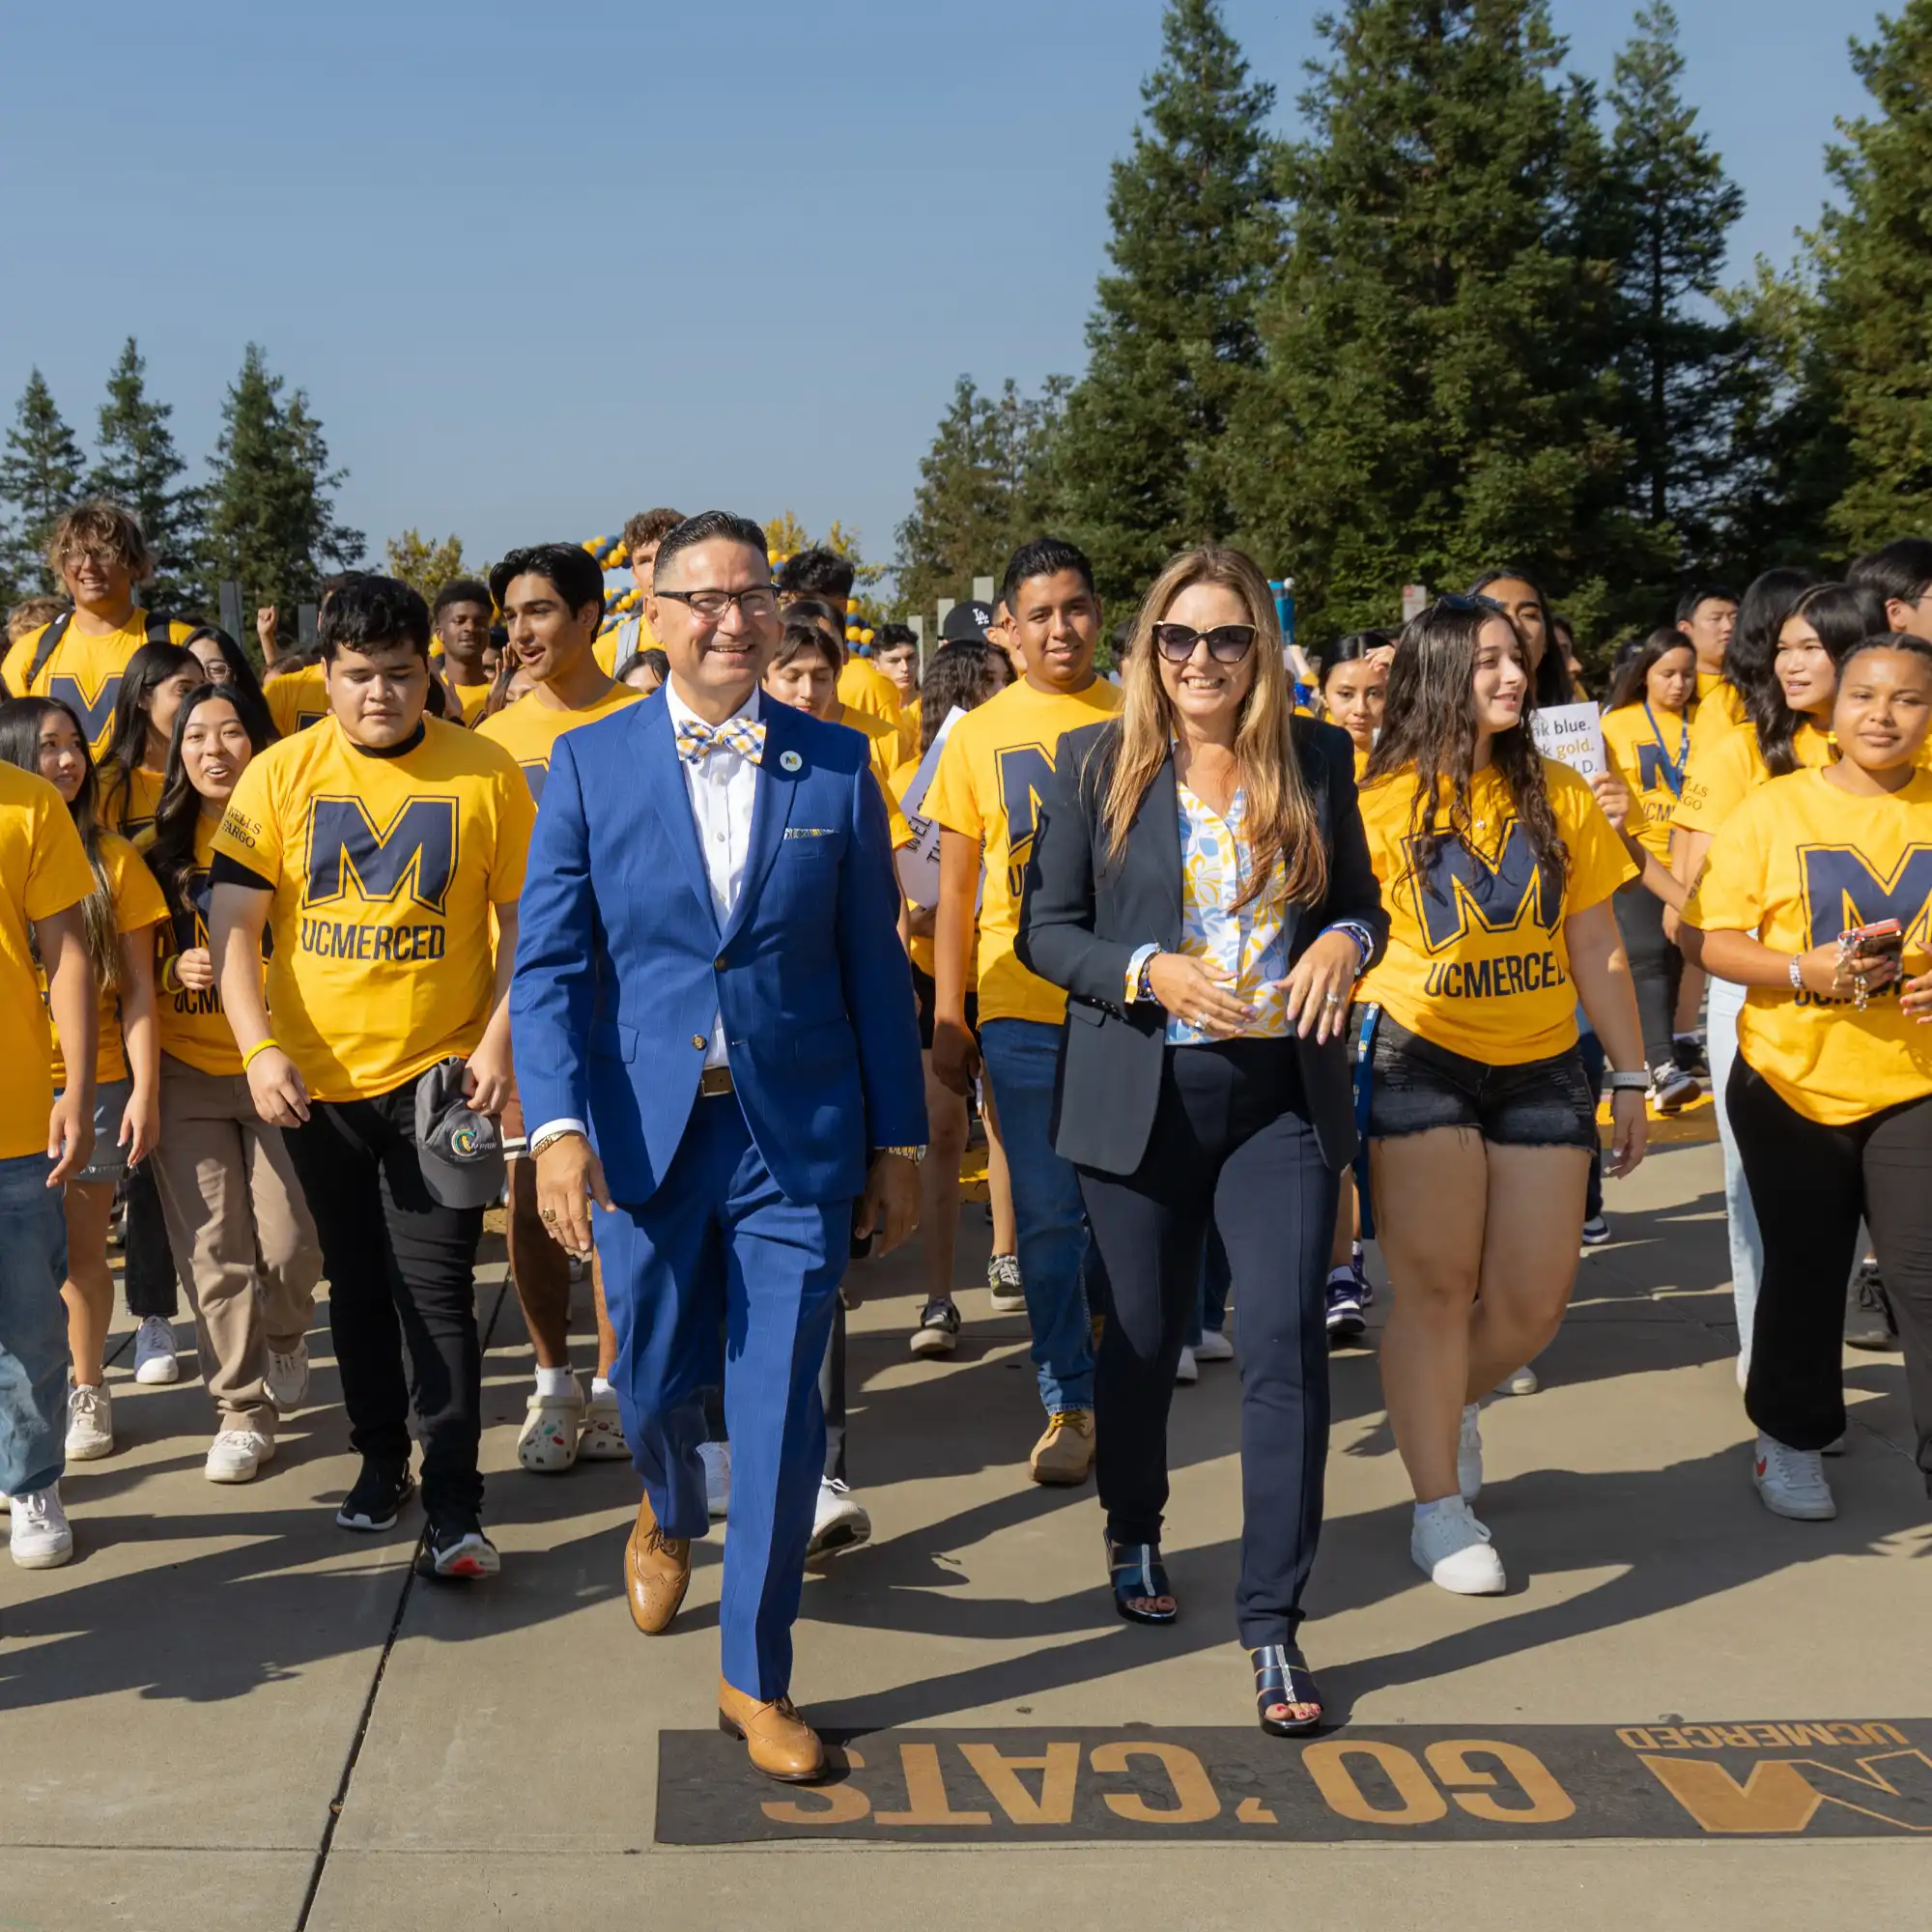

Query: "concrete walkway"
left=3, top=1134, right=1927, bottom=1930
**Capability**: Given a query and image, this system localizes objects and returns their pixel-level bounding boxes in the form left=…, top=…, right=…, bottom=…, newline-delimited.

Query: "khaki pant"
left=151, top=1053, right=322, bottom=1433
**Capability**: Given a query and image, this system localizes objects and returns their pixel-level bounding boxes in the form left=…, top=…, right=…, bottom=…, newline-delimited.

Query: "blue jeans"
left=0, top=1151, right=71, bottom=1497
left=979, top=1018, right=1096, bottom=1413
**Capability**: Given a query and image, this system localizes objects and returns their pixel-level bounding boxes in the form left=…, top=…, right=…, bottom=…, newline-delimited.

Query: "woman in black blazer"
left=1017, top=545, right=1387, bottom=1736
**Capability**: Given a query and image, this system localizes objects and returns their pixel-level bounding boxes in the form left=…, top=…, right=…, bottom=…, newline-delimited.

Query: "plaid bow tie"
left=674, top=716, right=766, bottom=766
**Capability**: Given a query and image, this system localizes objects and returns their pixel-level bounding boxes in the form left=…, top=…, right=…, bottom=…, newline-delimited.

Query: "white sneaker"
left=66, top=1383, right=114, bottom=1461
left=806, top=1476, right=870, bottom=1557
left=265, top=1341, right=310, bottom=1413
left=1411, top=1497, right=1507, bottom=1595
left=1495, top=1363, right=1539, bottom=1397
left=986, top=1253, right=1027, bottom=1314
left=1752, top=1432, right=1836, bottom=1520
left=8, top=1485, right=73, bottom=1568
left=1195, top=1327, right=1235, bottom=1362
left=205, top=1429, right=275, bottom=1484
left=1175, top=1346, right=1199, bottom=1384
left=1457, top=1402, right=1484, bottom=1501
left=698, top=1439, right=731, bottom=1520
left=577, top=1387, right=630, bottom=1461
left=516, top=1386, right=583, bottom=1473
left=132, top=1316, right=179, bottom=1385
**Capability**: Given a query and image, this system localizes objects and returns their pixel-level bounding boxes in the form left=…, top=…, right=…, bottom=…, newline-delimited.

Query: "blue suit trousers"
left=593, top=1092, right=847, bottom=1698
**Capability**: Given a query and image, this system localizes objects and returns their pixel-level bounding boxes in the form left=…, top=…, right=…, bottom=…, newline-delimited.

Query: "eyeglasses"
left=1151, top=622, right=1258, bottom=664
left=61, top=544, right=121, bottom=568
left=656, top=585, right=780, bottom=622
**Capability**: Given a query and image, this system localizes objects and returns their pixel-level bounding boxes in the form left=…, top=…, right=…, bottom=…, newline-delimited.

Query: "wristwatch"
left=528, top=1127, right=584, bottom=1159
left=878, top=1145, right=928, bottom=1165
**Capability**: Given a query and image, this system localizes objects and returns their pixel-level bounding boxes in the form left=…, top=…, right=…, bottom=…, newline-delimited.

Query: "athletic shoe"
left=1324, top=1268, right=1367, bottom=1342
left=1030, top=1408, right=1095, bottom=1486
left=132, top=1316, right=180, bottom=1385
left=1495, top=1363, right=1539, bottom=1397
left=417, top=1520, right=500, bottom=1580
left=65, top=1383, right=113, bottom=1461
left=335, top=1462, right=415, bottom=1532
left=1580, top=1215, right=1610, bottom=1246
left=266, top=1341, right=310, bottom=1413
left=205, top=1429, right=274, bottom=1484
left=516, top=1387, right=583, bottom=1473
left=8, top=1485, right=73, bottom=1569
left=806, top=1477, right=870, bottom=1557
left=1650, top=1065, right=1699, bottom=1114
left=1752, top=1433, right=1835, bottom=1520
left=1457, top=1402, right=1484, bottom=1501
left=1175, top=1345, right=1199, bottom=1384
left=698, top=1439, right=731, bottom=1520
left=1844, top=1262, right=1898, bottom=1351
left=1671, top=1031, right=1708, bottom=1076
left=578, top=1388, right=630, bottom=1461
left=1195, top=1327, right=1235, bottom=1362
left=987, top=1253, right=1026, bottom=1314
left=910, top=1296, right=961, bottom=1358
left=1410, top=1497, right=1506, bottom=1595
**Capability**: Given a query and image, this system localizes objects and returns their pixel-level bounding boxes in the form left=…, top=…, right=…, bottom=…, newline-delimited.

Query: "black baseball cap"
left=941, top=600, right=994, bottom=644
left=413, top=1058, right=506, bottom=1208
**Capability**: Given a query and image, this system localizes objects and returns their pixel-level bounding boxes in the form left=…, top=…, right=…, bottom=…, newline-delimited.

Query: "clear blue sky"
left=0, top=1, right=1883, bottom=585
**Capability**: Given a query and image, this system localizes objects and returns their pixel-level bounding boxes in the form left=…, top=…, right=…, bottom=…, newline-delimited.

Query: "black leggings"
left=1077, top=1039, right=1337, bottom=1648
left=1611, top=879, right=1682, bottom=1074
left=1726, top=1059, right=1932, bottom=1487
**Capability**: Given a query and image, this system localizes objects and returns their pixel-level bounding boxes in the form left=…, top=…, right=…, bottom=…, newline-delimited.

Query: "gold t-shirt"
left=475, top=681, right=641, bottom=807
left=265, top=664, right=331, bottom=737
left=0, top=611, right=195, bottom=756
left=146, top=815, right=257, bottom=1077
left=1602, top=702, right=1693, bottom=864
left=48, top=832, right=167, bottom=1089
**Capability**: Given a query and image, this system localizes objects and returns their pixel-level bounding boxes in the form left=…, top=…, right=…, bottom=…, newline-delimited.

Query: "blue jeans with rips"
left=0, top=1151, right=71, bottom=1498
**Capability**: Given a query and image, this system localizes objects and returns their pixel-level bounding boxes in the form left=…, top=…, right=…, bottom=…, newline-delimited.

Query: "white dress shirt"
left=526, top=682, right=761, bottom=1151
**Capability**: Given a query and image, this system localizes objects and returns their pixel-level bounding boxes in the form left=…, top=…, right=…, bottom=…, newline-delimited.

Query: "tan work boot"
left=1029, top=1407, right=1095, bottom=1486
left=623, top=1494, right=691, bottom=1634
left=718, top=1677, right=827, bottom=1783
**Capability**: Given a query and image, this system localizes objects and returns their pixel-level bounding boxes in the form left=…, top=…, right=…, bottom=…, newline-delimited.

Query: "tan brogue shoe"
left=718, top=1677, right=827, bottom=1782
left=624, top=1494, right=691, bottom=1634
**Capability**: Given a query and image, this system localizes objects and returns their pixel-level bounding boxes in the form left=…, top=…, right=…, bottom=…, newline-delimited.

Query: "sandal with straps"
left=1106, top=1536, right=1179, bottom=1624
left=1252, top=1643, right=1323, bottom=1736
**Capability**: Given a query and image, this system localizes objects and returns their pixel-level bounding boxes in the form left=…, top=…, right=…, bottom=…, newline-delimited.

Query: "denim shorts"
left=1358, top=1010, right=1599, bottom=1151
left=55, top=1076, right=133, bottom=1184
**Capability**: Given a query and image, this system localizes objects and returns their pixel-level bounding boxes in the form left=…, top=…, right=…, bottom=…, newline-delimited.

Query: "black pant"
left=1727, top=1059, right=1932, bottom=1484
left=1611, top=879, right=1682, bottom=1074
left=1078, top=1039, right=1337, bottom=1647
left=123, top=1160, right=182, bottom=1319
left=284, top=1076, right=486, bottom=1520
left=820, top=1294, right=846, bottom=1484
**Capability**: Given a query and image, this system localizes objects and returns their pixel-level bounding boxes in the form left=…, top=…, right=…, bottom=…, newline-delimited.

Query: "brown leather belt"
left=698, top=1065, right=735, bottom=1097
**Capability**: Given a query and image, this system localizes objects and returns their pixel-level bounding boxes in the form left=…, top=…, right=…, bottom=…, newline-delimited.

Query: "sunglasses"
left=1427, top=592, right=1507, bottom=619
left=1151, top=622, right=1258, bottom=664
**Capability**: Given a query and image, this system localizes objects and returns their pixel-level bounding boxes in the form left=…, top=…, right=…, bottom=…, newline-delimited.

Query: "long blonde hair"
left=1100, top=546, right=1327, bottom=910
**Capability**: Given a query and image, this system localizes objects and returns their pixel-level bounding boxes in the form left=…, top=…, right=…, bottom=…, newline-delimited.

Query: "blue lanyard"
left=1642, top=701, right=1690, bottom=797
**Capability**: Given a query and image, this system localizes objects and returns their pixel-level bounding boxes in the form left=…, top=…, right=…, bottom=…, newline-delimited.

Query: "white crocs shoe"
left=1457, top=1402, right=1484, bottom=1501
left=1411, top=1497, right=1507, bottom=1595
left=577, top=1387, right=630, bottom=1461
left=698, top=1439, right=731, bottom=1520
left=516, top=1388, right=583, bottom=1473
left=1752, top=1432, right=1836, bottom=1520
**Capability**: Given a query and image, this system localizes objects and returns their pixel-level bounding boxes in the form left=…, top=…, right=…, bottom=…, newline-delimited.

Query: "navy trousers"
left=594, top=1091, right=848, bottom=1698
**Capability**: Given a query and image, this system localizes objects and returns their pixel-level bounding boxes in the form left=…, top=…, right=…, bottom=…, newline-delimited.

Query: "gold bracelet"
left=240, top=1037, right=282, bottom=1071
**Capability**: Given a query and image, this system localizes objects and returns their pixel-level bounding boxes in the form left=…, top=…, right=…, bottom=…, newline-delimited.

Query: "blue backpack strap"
left=1350, top=1002, right=1380, bottom=1240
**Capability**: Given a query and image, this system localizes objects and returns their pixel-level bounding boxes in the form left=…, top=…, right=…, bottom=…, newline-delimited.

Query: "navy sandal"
left=1106, top=1537, right=1179, bottom=1624
left=1252, top=1643, right=1323, bottom=1735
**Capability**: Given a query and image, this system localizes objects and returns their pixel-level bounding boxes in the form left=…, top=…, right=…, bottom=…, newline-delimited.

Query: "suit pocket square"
left=782, top=826, right=836, bottom=839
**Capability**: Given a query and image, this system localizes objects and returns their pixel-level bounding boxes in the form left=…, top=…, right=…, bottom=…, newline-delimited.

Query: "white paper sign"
left=1530, top=701, right=1606, bottom=779
left=895, top=706, right=967, bottom=908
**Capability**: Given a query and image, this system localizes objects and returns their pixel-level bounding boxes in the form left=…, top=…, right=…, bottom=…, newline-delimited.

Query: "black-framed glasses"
left=1151, top=622, right=1258, bottom=664
left=657, top=585, right=780, bottom=622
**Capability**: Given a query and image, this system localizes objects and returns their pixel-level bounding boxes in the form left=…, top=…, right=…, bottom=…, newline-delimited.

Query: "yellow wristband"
left=241, top=1037, right=282, bottom=1071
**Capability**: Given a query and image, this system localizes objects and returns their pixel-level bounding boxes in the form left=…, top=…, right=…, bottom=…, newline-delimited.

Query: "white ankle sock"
left=590, top=1377, right=615, bottom=1402
left=534, top=1366, right=578, bottom=1400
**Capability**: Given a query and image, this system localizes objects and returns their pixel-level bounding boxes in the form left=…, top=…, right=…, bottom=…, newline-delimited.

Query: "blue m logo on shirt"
left=303, top=796, right=458, bottom=914
left=1410, top=821, right=1560, bottom=953
left=996, top=742, right=1057, bottom=895
left=1801, top=844, right=1932, bottom=952
left=49, top=674, right=122, bottom=748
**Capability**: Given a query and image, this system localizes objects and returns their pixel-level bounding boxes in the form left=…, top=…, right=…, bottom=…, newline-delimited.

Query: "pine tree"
left=1051, top=0, right=1284, bottom=609
left=1813, top=0, right=1932, bottom=551
left=88, top=337, right=204, bottom=612
left=0, top=369, right=86, bottom=594
left=1602, top=2, right=1746, bottom=570
left=202, top=345, right=364, bottom=616
left=1232, top=0, right=1645, bottom=642
left=894, top=375, right=1066, bottom=614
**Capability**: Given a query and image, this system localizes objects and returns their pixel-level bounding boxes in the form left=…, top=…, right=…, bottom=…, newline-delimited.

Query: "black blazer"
left=1016, top=714, right=1389, bottom=1178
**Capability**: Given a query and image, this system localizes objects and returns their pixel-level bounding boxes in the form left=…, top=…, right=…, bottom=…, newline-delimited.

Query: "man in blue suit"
left=511, top=511, right=926, bottom=1782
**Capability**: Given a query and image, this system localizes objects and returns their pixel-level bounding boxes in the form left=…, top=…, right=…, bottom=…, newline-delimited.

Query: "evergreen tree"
left=895, top=375, right=1067, bottom=614
left=88, top=337, right=204, bottom=612
left=1602, top=2, right=1746, bottom=567
left=0, top=369, right=85, bottom=594
left=202, top=345, right=363, bottom=616
left=1232, top=0, right=1647, bottom=641
left=1813, top=0, right=1932, bottom=551
left=1048, top=0, right=1283, bottom=611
